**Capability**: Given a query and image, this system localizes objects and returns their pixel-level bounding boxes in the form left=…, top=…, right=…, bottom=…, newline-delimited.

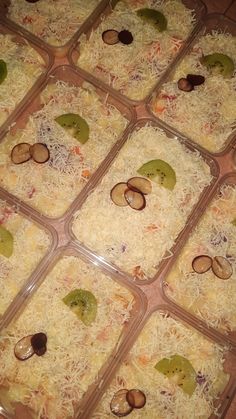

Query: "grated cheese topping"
left=7, top=0, right=101, bottom=47
left=93, top=312, right=229, bottom=418
left=0, top=199, right=50, bottom=315
left=0, top=80, right=128, bottom=218
left=77, top=0, right=196, bottom=101
left=0, top=255, right=135, bottom=419
left=165, top=184, right=236, bottom=333
left=72, top=124, right=212, bottom=280
left=0, top=33, right=45, bottom=127
left=152, top=31, right=236, bottom=152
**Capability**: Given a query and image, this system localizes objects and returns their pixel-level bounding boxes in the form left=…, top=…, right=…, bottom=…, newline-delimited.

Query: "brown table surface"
left=0, top=1, right=236, bottom=419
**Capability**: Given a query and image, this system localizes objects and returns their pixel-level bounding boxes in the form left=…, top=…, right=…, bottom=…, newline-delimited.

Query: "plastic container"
left=0, top=187, right=57, bottom=329
left=77, top=307, right=236, bottom=419
left=0, top=20, right=53, bottom=138
left=158, top=174, right=236, bottom=349
left=0, top=0, right=108, bottom=58
left=0, top=64, right=135, bottom=221
left=69, top=0, right=206, bottom=106
left=0, top=245, right=146, bottom=419
left=68, top=117, right=219, bottom=285
left=148, top=14, right=236, bottom=154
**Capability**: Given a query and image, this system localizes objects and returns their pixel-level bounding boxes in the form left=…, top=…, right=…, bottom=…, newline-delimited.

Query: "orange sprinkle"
left=145, top=223, right=159, bottom=232
left=138, top=354, right=150, bottom=365
left=71, top=145, right=82, bottom=155
left=82, top=169, right=91, bottom=179
left=132, top=265, right=146, bottom=280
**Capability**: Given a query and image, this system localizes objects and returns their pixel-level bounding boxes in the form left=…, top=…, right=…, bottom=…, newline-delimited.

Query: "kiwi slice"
left=62, top=289, right=97, bottom=326
left=0, top=225, right=13, bottom=258
left=55, top=113, right=89, bottom=144
left=155, top=354, right=197, bottom=396
left=137, top=159, right=176, bottom=190
left=137, top=8, right=167, bottom=32
left=200, top=53, right=234, bottom=78
left=231, top=218, right=236, bottom=226
left=0, top=59, right=7, bottom=85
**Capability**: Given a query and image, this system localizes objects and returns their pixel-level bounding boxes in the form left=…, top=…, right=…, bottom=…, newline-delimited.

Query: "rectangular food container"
left=0, top=64, right=135, bottom=222
left=76, top=307, right=236, bottom=419
left=68, top=0, right=206, bottom=106
left=0, top=20, right=53, bottom=138
left=67, top=117, right=219, bottom=286
left=0, top=244, right=147, bottom=419
left=0, top=186, right=57, bottom=330
left=147, top=14, right=236, bottom=155
left=0, top=0, right=108, bottom=58
left=157, top=173, right=236, bottom=351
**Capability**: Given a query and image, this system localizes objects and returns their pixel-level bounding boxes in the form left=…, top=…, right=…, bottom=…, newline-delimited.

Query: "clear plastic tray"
left=0, top=0, right=108, bottom=57
left=68, top=117, right=219, bottom=285
left=75, top=308, right=236, bottom=419
left=148, top=14, right=236, bottom=154
left=0, top=64, right=135, bottom=221
left=159, top=174, right=236, bottom=348
left=0, top=20, right=53, bottom=138
left=69, top=0, right=206, bottom=106
left=0, top=245, right=146, bottom=419
left=0, top=187, right=57, bottom=329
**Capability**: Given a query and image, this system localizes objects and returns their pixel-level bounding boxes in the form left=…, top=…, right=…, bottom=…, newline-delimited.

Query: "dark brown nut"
left=118, top=30, right=133, bottom=45
left=31, top=332, right=47, bottom=356
left=14, top=335, right=34, bottom=361
left=110, top=183, right=129, bottom=207
left=127, top=177, right=152, bottom=195
left=126, top=389, right=146, bottom=409
left=124, top=189, right=146, bottom=211
left=192, top=255, right=212, bottom=274
left=29, top=143, right=50, bottom=164
left=102, top=29, right=119, bottom=45
left=186, top=74, right=205, bottom=86
left=34, top=345, right=47, bottom=356
left=110, top=389, right=133, bottom=417
left=11, top=143, right=31, bottom=164
left=177, top=78, right=193, bottom=92
left=212, top=256, right=233, bottom=280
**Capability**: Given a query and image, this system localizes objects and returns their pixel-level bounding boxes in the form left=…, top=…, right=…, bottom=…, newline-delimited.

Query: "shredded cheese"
left=0, top=199, right=50, bottom=315
left=0, top=33, right=45, bottom=126
left=7, top=0, right=101, bottom=46
left=0, top=255, right=135, bottom=419
left=77, top=0, right=196, bottom=101
left=166, top=185, right=236, bottom=333
left=152, top=31, right=236, bottom=152
left=0, top=80, right=128, bottom=218
left=72, top=124, right=212, bottom=280
left=93, top=312, right=229, bottom=418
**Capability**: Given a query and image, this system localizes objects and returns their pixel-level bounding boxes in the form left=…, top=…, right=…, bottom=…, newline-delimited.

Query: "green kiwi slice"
left=137, top=8, right=167, bottom=32
left=62, top=289, right=97, bottom=326
left=231, top=218, right=236, bottom=226
left=0, top=225, right=13, bottom=258
left=0, top=59, right=7, bottom=85
left=55, top=113, right=89, bottom=144
left=155, top=354, right=197, bottom=396
left=137, top=159, right=176, bottom=190
left=200, top=53, right=234, bottom=78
